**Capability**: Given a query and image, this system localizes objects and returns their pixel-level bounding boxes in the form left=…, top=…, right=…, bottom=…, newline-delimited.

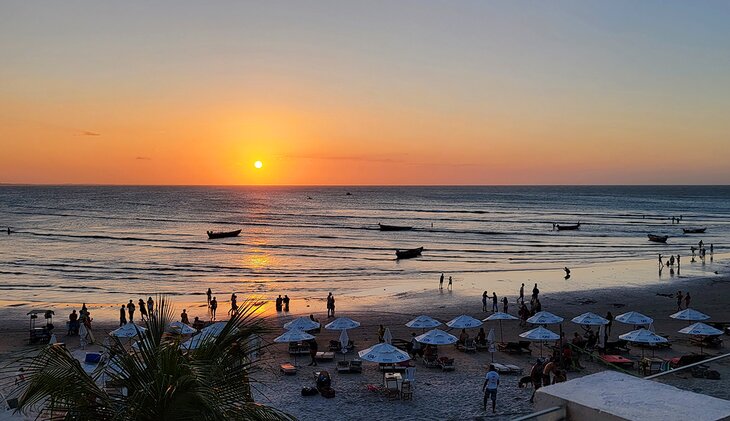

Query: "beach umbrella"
left=670, top=308, right=710, bottom=322
left=615, top=311, right=653, bottom=327
left=200, top=321, right=229, bottom=336
left=486, top=328, right=496, bottom=362
left=358, top=342, right=411, bottom=363
left=446, top=315, right=483, bottom=329
left=519, top=326, right=560, bottom=357
left=273, top=329, right=315, bottom=367
left=383, top=327, right=393, bottom=345
left=415, top=329, right=458, bottom=345
left=527, top=311, right=564, bottom=325
left=678, top=322, right=723, bottom=355
left=619, top=328, right=668, bottom=357
left=339, top=329, right=350, bottom=358
left=49, top=334, right=57, bottom=345
left=110, top=323, right=147, bottom=338
left=180, top=332, right=216, bottom=351
left=571, top=312, right=609, bottom=326
left=283, top=316, right=320, bottom=331
left=325, top=317, right=360, bottom=330
left=169, top=321, right=196, bottom=335
left=132, top=337, right=154, bottom=351
left=483, top=312, right=518, bottom=343
left=597, top=325, right=606, bottom=349
left=405, top=315, right=441, bottom=330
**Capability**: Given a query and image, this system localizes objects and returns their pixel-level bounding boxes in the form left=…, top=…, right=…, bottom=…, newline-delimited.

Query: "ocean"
left=0, top=185, right=727, bottom=307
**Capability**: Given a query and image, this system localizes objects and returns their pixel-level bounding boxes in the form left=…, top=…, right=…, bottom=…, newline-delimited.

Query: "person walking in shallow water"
left=448, top=276, right=453, bottom=290
left=206, top=288, right=212, bottom=306
left=439, top=273, right=444, bottom=290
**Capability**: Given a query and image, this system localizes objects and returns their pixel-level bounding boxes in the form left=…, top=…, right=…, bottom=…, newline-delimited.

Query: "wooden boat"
left=379, top=224, right=413, bottom=231
left=395, top=247, right=423, bottom=259
left=556, top=223, right=580, bottom=231
left=207, top=229, right=242, bottom=239
left=647, top=234, right=669, bottom=243
left=682, top=227, right=707, bottom=234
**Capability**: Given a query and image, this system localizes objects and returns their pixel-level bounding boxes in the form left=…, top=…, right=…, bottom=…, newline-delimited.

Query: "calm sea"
left=0, top=186, right=728, bottom=305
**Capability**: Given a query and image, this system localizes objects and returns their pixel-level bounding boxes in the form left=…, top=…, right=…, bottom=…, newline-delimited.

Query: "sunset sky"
left=2, top=1, right=729, bottom=185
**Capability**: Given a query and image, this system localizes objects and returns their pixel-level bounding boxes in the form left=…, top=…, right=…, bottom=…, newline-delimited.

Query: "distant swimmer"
left=564, top=267, right=571, bottom=279
left=6, top=227, right=11, bottom=235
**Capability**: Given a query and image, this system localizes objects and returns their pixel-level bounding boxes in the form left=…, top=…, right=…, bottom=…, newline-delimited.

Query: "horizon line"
left=2, top=183, right=729, bottom=188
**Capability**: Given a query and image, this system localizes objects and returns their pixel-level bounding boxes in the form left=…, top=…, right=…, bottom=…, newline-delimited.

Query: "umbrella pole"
left=500, top=321, right=504, bottom=343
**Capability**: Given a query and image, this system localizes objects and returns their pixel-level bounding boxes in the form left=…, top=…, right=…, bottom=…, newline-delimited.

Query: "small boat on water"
left=207, top=229, right=242, bottom=239
left=648, top=234, right=669, bottom=243
left=379, top=224, right=413, bottom=231
left=683, top=227, right=707, bottom=234
left=395, top=247, right=423, bottom=259
left=556, top=223, right=580, bottom=231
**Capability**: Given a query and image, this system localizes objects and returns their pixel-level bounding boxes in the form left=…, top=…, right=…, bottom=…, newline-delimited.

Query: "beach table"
left=384, top=372, right=403, bottom=391
left=600, top=354, right=635, bottom=368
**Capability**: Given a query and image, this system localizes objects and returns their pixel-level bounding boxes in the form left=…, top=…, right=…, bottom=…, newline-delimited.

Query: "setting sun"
left=254, top=160, right=263, bottom=169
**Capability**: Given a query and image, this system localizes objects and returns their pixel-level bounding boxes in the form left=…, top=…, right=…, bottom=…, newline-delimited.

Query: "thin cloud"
left=79, top=130, right=101, bottom=136
left=135, top=156, right=151, bottom=161
left=281, top=153, right=405, bottom=163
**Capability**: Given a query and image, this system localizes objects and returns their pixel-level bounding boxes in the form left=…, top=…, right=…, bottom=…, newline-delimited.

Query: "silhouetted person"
left=181, top=309, right=189, bottom=324
left=685, top=292, right=691, bottom=309
left=439, top=273, right=444, bottom=290
left=308, top=338, right=318, bottom=366
left=676, top=291, right=683, bottom=311
left=127, top=300, right=135, bottom=322
left=492, top=292, right=498, bottom=312
left=448, top=276, right=453, bottom=290
left=138, top=298, right=148, bottom=321
left=147, top=296, right=154, bottom=316
left=605, top=311, right=613, bottom=336
left=210, top=297, right=218, bottom=320
left=482, top=291, right=488, bottom=312
left=275, top=295, right=283, bottom=312
left=519, top=283, right=525, bottom=304
left=564, top=267, right=571, bottom=279
left=532, top=284, right=539, bottom=300
left=658, top=254, right=663, bottom=268
left=502, top=296, right=508, bottom=313
left=283, top=295, right=290, bottom=312
left=206, top=288, right=212, bottom=306
left=119, top=306, right=126, bottom=327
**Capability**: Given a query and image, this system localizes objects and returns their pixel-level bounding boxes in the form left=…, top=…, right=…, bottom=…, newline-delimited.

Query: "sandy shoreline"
left=0, top=256, right=728, bottom=420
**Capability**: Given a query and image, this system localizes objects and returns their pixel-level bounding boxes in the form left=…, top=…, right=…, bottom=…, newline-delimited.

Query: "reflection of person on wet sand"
left=563, top=267, right=571, bottom=279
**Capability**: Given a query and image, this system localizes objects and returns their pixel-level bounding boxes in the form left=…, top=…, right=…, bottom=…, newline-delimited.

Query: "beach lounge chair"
left=336, top=359, right=363, bottom=373
left=288, top=342, right=310, bottom=355
left=603, top=339, right=630, bottom=354
left=438, top=357, right=455, bottom=372
left=463, top=338, right=476, bottom=353
left=668, top=354, right=708, bottom=369
left=400, top=380, right=413, bottom=401
left=690, top=335, right=723, bottom=348
left=497, top=341, right=531, bottom=354
left=600, top=354, right=635, bottom=368
left=315, top=351, right=335, bottom=361
left=491, top=363, right=523, bottom=374
left=280, top=363, right=297, bottom=375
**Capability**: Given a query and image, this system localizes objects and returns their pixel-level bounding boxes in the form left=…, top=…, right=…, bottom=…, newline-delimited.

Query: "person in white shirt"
left=483, top=364, right=500, bottom=413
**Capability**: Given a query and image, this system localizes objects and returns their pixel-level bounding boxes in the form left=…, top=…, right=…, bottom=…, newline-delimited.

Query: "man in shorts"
left=483, top=364, right=500, bottom=413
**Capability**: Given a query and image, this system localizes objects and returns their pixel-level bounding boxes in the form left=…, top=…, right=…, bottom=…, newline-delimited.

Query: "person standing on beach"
left=127, top=300, right=135, bottom=322
left=439, top=273, right=444, bottom=290
left=326, top=292, right=335, bottom=317
left=676, top=291, right=683, bottom=311
left=492, top=292, right=498, bottom=312
left=710, top=244, right=714, bottom=255
left=181, top=309, right=189, bottom=324
left=658, top=254, right=663, bottom=268
left=119, top=305, right=127, bottom=327
left=308, top=338, right=318, bottom=367
left=676, top=255, right=680, bottom=271
left=275, top=295, right=283, bottom=312
left=283, top=295, right=290, bottom=312
left=210, top=297, right=218, bottom=320
left=206, top=288, right=212, bottom=306
left=147, top=297, right=154, bottom=315
left=138, top=298, right=148, bottom=321
left=229, top=293, right=238, bottom=316
left=564, top=267, right=571, bottom=279
left=483, top=364, right=500, bottom=413
left=482, top=291, right=488, bottom=312
left=519, top=283, right=525, bottom=304
left=502, top=296, right=508, bottom=313
left=532, top=284, right=539, bottom=300
left=448, top=276, right=453, bottom=290
left=685, top=292, right=691, bottom=309
left=606, top=311, right=613, bottom=336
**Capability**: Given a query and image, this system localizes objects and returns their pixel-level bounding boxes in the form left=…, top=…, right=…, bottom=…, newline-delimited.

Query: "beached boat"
left=682, top=227, right=707, bottom=234
left=395, top=247, right=423, bottom=259
left=206, top=229, right=242, bottom=239
left=379, top=223, right=413, bottom=231
left=647, top=234, right=669, bottom=243
left=556, top=223, right=580, bottom=231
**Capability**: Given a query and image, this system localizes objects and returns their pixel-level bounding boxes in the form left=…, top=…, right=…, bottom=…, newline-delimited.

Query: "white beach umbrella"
left=615, top=311, right=653, bottom=326
left=414, top=329, right=458, bottom=345
left=169, top=321, right=196, bottom=335
left=597, top=325, right=606, bottom=349
left=670, top=308, right=710, bottom=322
left=358, top=343, right=411, bottom=363
left=446, top=315, right=483, bottom=329
left=200, top=321, right=232, bottom=336
left=110, top=323, right=146, bottom=338
left=527, top=311, right=564, bottom=325
left=339, top=329, right=350, bottom=355
left=519, top=326, right=560, bottom=357
left=483, top=312, right=519, bottom=343
left=383, top=327, right=393, bottom=345
left=325, top=317, right=360, bottom=330
left=283, top=316, right=320, bottom=331
left=678, top=322, right=723, bottom=355
left=405, top=315, right=442, bottom=329
left=180, top=332, right=216, bottom=350
left=273, top=329, right=315, bottom=343
left=571, top=312, right=609, bottom=326
left=132, top=337, right=154, bottom=351
left=619, top=328, right=667, bottom=357
left=678, top=322, right=723, bottom=336
left=486, top=328, right=496, bottom=362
